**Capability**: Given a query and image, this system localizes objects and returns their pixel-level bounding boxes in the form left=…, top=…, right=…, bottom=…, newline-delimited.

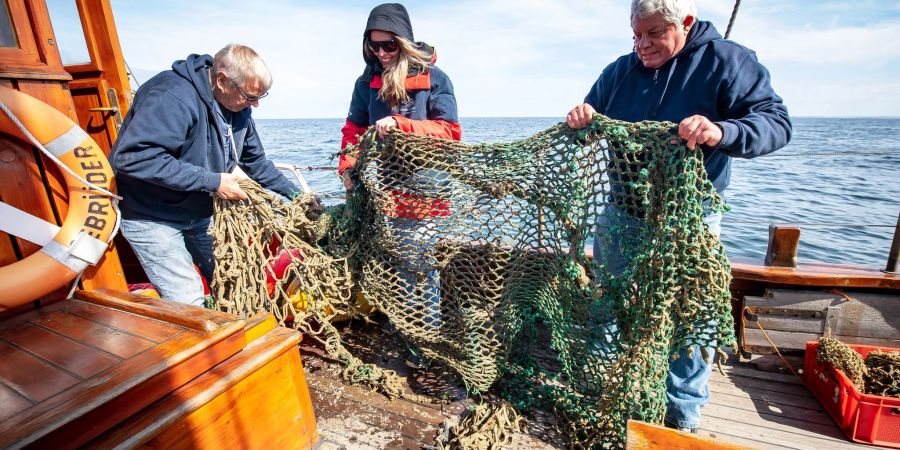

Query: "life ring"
left=0, top=86, right=118, bottom=310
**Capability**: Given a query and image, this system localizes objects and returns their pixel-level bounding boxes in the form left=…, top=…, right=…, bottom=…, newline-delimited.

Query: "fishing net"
left=212, top=114, right=735, bottom=448
left=818, top=337, right=900, bottom=398
left=816, top=336, right=867, bottom=391
left=864, top=350, right=900, bottom=398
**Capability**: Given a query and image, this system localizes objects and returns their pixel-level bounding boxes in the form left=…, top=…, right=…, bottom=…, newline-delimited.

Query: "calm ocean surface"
left=258, top=117, right=900, bottom=269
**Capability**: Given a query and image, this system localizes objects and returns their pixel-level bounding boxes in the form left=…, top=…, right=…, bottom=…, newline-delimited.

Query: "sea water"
left=258, top=117, right=899, bottom=269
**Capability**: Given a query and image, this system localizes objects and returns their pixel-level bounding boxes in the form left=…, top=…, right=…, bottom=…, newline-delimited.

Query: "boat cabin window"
left=45, top=0, right=90, bottom=65
left=0, top=2, right=18, bottom=47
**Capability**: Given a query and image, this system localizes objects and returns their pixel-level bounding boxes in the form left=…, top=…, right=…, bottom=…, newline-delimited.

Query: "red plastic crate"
left=803, top=341, right=900, bottom=448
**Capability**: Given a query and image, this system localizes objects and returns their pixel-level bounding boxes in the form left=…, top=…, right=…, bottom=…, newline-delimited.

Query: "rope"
left=724, top=0, right=742, bottom=40
left=210, top=179, right=439, bottom=404
left=433, top=401, right=526, bottom=450
left=124, top=59, right=141, bottom=88
left=864, top=350, right=900, bottom=397
left=742, top=307, right=801, bottom=380
left=0, top=99, right=122, bottom=248
left=0, top=101, right=122, bottom=201
left=817, top=336, right=867, bottom=391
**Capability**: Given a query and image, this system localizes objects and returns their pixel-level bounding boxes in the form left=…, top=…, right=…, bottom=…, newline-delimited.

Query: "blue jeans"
left=389, top=216, right=442, bottom=330
left=593, top=205, right=722, bottom=429
left=120, top=217, right=214, bottom=306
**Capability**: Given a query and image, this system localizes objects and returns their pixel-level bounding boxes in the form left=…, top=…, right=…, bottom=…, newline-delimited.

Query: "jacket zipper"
left=645, top=70, right=660, bottom=119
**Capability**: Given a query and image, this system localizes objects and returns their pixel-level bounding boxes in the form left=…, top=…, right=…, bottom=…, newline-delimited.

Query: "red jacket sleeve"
left=393, top=116, right=462, bottom=141
left=339, top=119, right=368, bottom=175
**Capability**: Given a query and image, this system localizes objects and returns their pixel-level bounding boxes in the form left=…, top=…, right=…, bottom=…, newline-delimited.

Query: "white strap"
left=0, top=200, right=109, bottom=271
left=67, top=232, right=109, bottom=265
left=0, top=200, right=60, bottom=245
left=44, top=125, right=89, bottom=157
left=40, top=233, right=108, bottom=272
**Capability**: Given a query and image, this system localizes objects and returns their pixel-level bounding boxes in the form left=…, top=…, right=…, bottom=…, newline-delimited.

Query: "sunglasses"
left=228, top=77, right=268, bottom=102
left=367, top=39, right=399, bottom=53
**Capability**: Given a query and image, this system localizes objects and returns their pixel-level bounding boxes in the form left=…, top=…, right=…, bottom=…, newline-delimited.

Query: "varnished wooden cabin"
left=0, top=2, right=318, bottom=448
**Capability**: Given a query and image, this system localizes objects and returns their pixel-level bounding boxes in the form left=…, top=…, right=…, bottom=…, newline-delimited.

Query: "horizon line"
left=255, top=115, right=900, bottom=121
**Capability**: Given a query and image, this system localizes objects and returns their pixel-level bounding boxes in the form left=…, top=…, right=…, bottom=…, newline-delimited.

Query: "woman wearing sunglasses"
left=338, top=3, right=460, bottom=369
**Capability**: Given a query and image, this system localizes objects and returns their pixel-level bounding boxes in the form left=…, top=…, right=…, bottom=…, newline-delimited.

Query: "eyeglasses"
left=367, top=39, right=399, bottom=53
left=228, top=77, right=268, bottom=102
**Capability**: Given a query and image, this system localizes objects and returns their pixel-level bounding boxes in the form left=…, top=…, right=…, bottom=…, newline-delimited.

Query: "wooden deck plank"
left=708, top=379, right=824, bottom=410
left=0, top=322, right=120, bottom=379
left=28, top=309, right=156, bottom=358
left=316, top=420, right=392, bottom=450
left=305, top=370, right=457, bottom=426
left=695, top=427, right=781, bottom=450
left=311, top=392, right=440, bottom=446
left=717, top=364, right=803, bottom=385
left=710, top=371, right=812, bottom=397
left=707, top=390, right=834, bottom=426
left=702, top=403, right=851, bottom=442
left=700, top=412, right=866, bottom=450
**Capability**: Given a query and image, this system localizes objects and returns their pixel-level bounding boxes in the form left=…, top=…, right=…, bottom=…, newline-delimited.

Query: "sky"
left=51, top=1, right=900, bottom=119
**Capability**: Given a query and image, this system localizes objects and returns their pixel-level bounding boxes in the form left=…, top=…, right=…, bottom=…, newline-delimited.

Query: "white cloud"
left=110, top=0, right=900, bottom=118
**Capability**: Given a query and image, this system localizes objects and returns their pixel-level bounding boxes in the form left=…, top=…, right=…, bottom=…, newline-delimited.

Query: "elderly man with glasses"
left=110, top=43, right=298, bottom=306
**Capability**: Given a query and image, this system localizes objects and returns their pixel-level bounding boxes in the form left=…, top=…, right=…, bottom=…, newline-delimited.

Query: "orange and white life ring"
left=0, top=86, right=118, bottom=311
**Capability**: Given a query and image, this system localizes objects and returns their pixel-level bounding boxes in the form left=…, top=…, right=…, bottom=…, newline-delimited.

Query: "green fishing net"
left=213, top=114, right=735, bottom=448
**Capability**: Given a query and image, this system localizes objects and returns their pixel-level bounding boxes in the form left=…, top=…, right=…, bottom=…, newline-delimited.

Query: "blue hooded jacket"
left=584, top=21, right=792, bottom=195
left=109, top=54, right=297, bottom=221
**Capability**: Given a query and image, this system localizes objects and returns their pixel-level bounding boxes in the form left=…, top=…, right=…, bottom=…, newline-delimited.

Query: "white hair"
left=212, top=44, right=273, bottom=91
left=631, top=0, right=697, bottom=25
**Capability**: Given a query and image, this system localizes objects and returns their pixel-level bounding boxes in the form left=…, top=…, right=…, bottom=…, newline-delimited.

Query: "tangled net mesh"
left=817, top=336, right=900, bottom=398
left=212, top=115, right=736, bottom=448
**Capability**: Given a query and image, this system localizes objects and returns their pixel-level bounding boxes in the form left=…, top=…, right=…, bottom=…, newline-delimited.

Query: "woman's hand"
left=341, top=171, right=353, bottom=190
left=375, top=116, right=398, bottom=137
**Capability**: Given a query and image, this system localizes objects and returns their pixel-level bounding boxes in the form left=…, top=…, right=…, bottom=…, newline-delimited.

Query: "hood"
left=366, top=3, right=414, bottom=42
left=678, top=20, right=720, bottom=57
left=361, top=3, right=434, bottom=75
left=172, top=54, right=215, bottom=111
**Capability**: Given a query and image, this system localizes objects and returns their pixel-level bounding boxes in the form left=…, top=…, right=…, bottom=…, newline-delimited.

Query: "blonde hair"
left=365, top=35, right=431, bottom=109
left=212, top=44, right=273, bottom=91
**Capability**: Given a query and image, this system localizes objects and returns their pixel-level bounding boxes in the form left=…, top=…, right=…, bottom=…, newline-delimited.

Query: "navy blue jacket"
left=584, top=21, right=792, bottom=195
left=110, top=54, right=297, bottom=221
left=346, top=61, right=459, bottom=129
left=339, top=47, right=461, bottom=174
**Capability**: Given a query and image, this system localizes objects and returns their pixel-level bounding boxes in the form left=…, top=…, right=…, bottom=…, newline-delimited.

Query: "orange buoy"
left=0, top=86, right=118, bottom=310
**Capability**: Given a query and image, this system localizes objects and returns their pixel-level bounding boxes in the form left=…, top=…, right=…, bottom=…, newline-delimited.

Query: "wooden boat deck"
left=300, top=318, right=874, bottom=450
